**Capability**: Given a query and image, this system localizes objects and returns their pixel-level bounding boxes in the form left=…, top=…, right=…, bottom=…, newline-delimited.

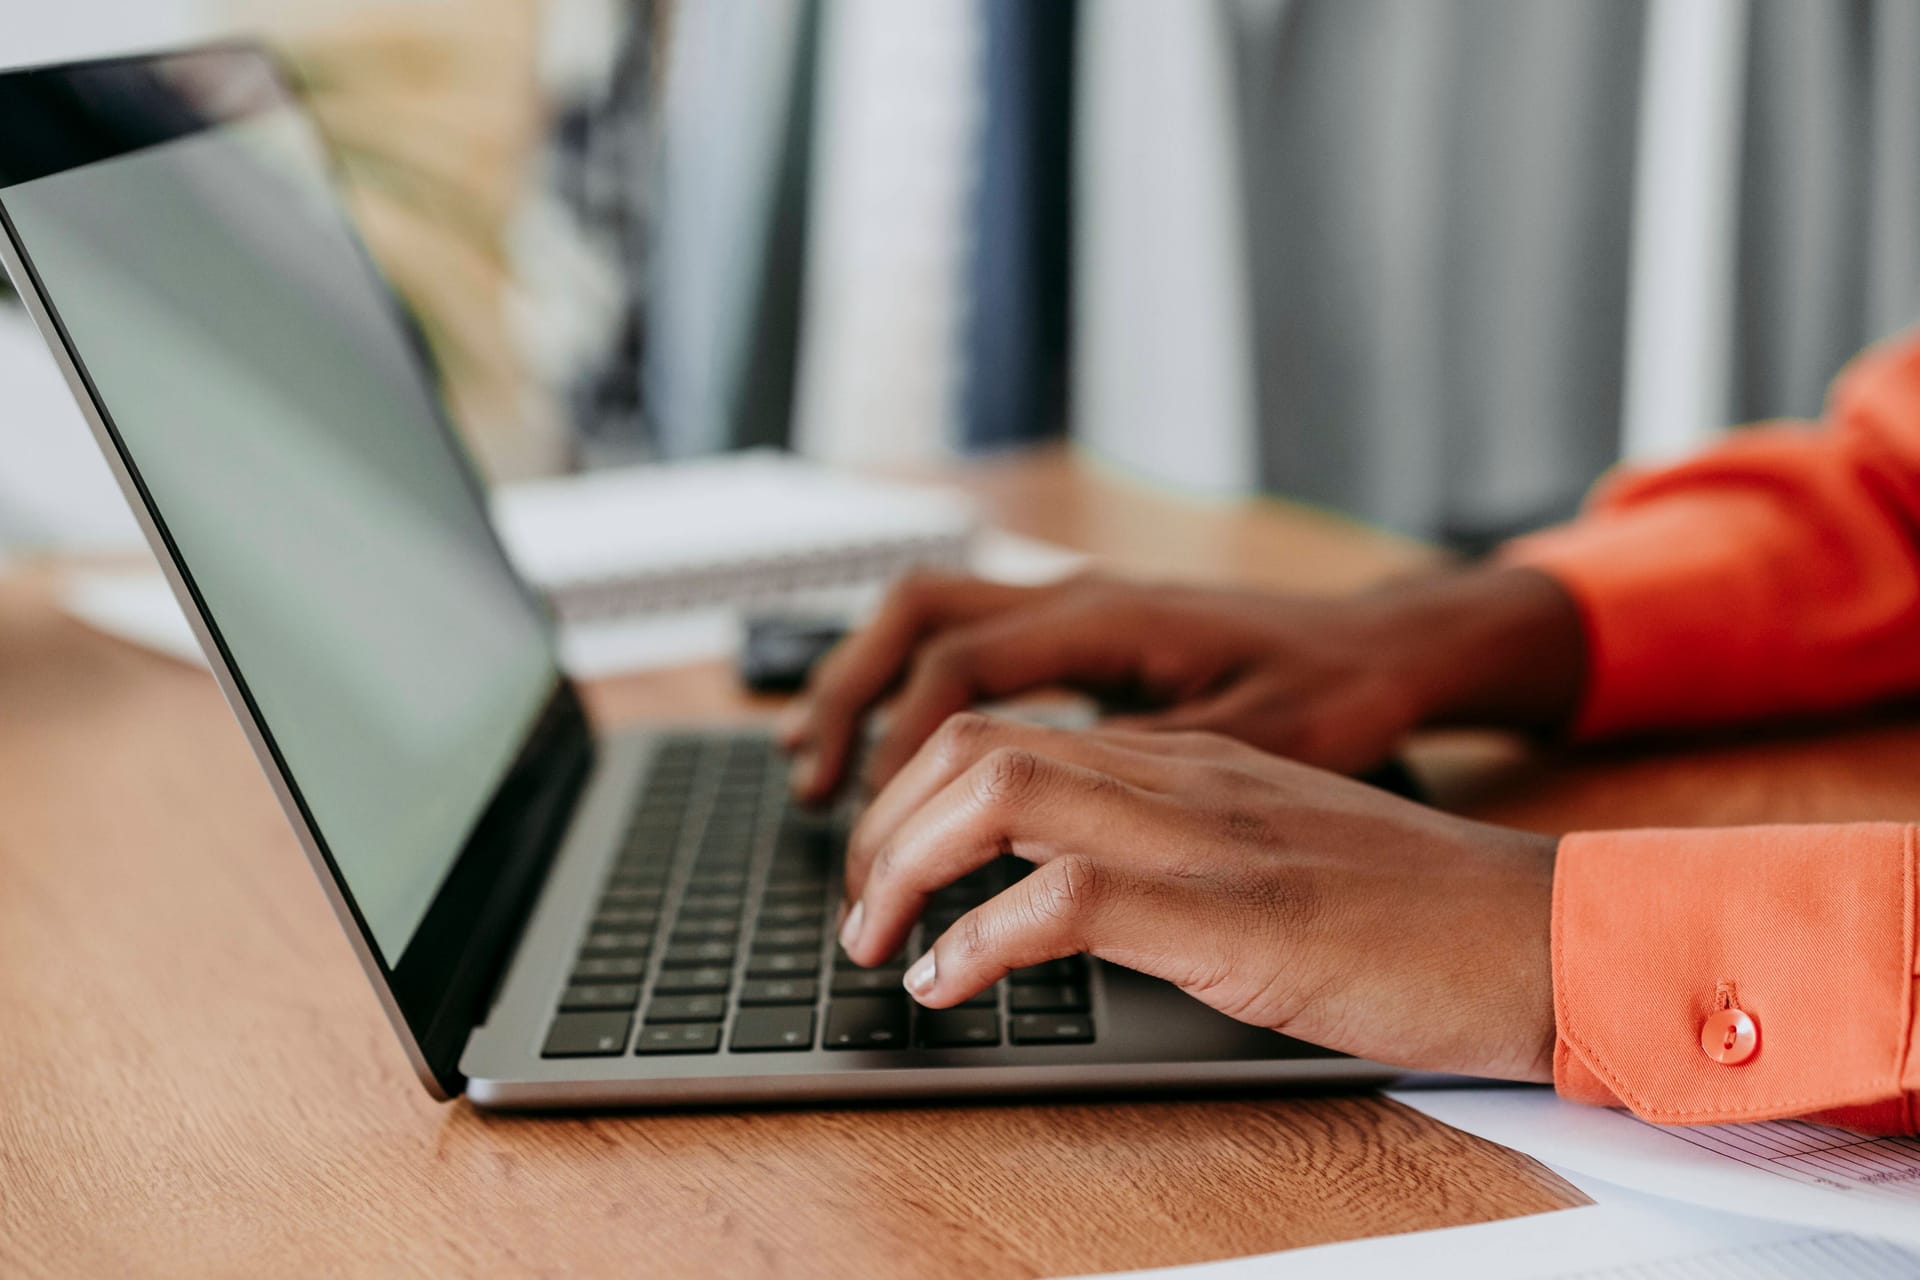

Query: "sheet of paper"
left=1065, top=1177, right=1917, bottom=1279
left=1389, top=1085, right=1920, bottom=1250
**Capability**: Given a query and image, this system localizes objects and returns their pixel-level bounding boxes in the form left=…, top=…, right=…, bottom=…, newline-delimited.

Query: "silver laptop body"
left=0, top=44, right=1397, bottom=1107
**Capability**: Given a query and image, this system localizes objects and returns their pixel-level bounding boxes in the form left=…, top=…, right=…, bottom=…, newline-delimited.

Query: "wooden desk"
left=5, top=446, right=1915, bottom=1277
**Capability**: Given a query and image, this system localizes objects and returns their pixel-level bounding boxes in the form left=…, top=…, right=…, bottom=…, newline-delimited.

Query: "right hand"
left=781, top=566, right=1585, bottom=802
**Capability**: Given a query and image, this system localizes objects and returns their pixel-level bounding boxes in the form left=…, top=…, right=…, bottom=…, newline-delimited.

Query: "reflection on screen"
left=2, top=106, right=558, bottom=962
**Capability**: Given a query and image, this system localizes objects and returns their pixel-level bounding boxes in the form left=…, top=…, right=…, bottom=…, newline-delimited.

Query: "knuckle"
left=1030, top=855, right=1105, bottom=926
left=865, top=839, right=901, bottom=888
left=973, top=746, right=1046, bottom=809
left=912, top=633, right=973, bottom=686
left=931, top=710, right=994, bottom=763
left=952, top=911, right=997, bottom=962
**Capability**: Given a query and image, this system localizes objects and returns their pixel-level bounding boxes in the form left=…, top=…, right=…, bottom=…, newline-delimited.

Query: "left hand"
left=837, top=713, right=1559, bottom=1081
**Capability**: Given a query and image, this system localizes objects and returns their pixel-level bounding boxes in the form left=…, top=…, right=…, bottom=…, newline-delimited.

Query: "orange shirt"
left=1504, top=330, right=1920, bottom=1134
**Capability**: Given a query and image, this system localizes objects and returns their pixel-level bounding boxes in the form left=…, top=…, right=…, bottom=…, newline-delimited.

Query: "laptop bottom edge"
left=464, top=1055, right=1411, bottom=1110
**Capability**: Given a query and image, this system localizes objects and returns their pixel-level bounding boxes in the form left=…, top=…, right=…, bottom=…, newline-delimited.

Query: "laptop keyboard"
left=541, top=733, right=1095, bottom=1060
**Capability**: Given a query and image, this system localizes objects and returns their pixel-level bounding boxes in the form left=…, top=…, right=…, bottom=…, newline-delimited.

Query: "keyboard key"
left=756, top=902, right=824, bottom=926
left=686, top=872, right=749, bottom=891
left=646, top=994, right=727, bottom=1023
left=1009, top=1013, right=1095, bottom=1045
left=1009, top=958, right=1087, bottom=984
left=836, top=943, right=906, bottom=968
left=662, top=940, right=737, bottom=967
left=753, top=926, right=822, bottom=950
left=1009, top=983, right=1089, bottom=1014
left=594, top=908, right=660, bottom=930
left=542, top=1011, right=631, bottom=1057
left=761, top=884, right=827, bottom=904
left=571, top=955, right=648, bottom=984
left=678, top=895, right=743, bottom=918
left=831, top=968, right=907, bottom=996
left=581, top=930, right=652, bottom=957
left=559, top=983, right=641, bottom=1011
left=653, top=966, right=733, bottom=995
left=739, top=978, right=818, bottom=1006
left=956, top=984, right=1001, bottom=1009
left=670, top=917, right=739, bottom=939
left=825, top=997, right=910, bottom=1050
left=916, top=1009, right=1001, bottom=1048
left=634, top=1023, right=722, bottom=1055
left=731, top=1007, right=816, bottom=1052
left=746, top=952, right=816, bottom=978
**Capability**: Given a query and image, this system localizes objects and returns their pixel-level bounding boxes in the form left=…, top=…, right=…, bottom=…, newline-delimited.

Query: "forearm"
left=1354, top=565, right=1588, bottom=737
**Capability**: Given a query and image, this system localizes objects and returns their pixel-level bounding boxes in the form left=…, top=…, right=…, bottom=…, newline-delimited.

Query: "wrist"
left=1363, top=566, right=1587, bottom=734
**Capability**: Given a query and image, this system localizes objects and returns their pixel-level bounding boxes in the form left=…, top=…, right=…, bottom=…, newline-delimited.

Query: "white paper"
left=555, top=526, right=1088, bottom=678
left=490, top=450, right=976, bottom=591
left=1389, top=1086, right=1920, bottom=1250
left=1065, top=1176, right=1917, bottom=1280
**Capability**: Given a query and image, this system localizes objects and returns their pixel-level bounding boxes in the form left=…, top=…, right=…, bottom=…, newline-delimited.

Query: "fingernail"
left=904, top=952, right=937, bottom=997
left=838, top=900, right=865, bottom=954
left=788, top=750, right=818, bottom=796
left=834, top=899, right=850, bottom=932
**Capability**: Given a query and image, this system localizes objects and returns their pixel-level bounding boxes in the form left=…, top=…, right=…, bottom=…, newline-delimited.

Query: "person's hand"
left=782, top=566, right=1584, bottom=802
left=837, top=714, right=1558, bottom=1081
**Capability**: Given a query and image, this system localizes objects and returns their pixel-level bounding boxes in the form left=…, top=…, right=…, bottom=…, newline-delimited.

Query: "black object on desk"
left=740, top=614, right=850, bottom=693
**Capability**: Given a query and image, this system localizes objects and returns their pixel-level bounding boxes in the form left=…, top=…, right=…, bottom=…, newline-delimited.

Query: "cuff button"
left=1701, top=1008, right=1759, bottom=1065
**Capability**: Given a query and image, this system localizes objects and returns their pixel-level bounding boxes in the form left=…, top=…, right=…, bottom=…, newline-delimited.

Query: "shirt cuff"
left=1552, top=824, right=1919, bottom=1127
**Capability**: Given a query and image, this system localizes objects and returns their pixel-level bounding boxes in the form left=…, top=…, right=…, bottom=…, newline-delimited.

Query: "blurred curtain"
left=1075, top=0, right=1920, bottom=548
left=1731, top=1, right=1920, bottom=425
left=558, top=0, right=1920, bottom=548
left=1223, top=0, right=1646, bottom=547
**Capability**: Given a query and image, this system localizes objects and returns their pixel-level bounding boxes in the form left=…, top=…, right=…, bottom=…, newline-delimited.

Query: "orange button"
left=1701, top=1008, right=1759, bottom=1065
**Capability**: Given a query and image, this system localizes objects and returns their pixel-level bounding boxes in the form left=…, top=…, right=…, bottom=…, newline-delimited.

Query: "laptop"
left=0, top=44, right=1397, bottom=1107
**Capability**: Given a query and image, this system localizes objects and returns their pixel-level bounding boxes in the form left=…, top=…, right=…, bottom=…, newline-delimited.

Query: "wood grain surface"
left=5, top=446, right=1912, bottom=1278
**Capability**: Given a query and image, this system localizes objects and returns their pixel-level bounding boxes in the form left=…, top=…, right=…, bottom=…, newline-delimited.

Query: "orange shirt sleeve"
left=1504, top=327, right=1920, bottom=741
left=1501, top=330, right=1920, bottom=1131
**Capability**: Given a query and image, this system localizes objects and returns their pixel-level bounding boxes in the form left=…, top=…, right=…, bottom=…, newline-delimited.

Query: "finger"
left=902, top=856, right=1211, bottom=1009
left=1106, top=673, right=1419, bottom=775
left=862, top=594, right=1153, bottom=790
left=786, top=574, right=1048, bottom=800
left=846, top=713, right=1185, bottom=906
left=1102, top=673, right=1295, bottom=744
left=840, top=747, right=1161, bottom=966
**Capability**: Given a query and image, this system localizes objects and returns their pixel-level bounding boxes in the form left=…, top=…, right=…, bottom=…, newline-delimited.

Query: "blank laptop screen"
left=0, top=55, right=561, bottom=963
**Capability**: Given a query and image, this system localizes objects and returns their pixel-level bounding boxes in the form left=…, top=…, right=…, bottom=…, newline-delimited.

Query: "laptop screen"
left=0, top=52, right=565, bottom=972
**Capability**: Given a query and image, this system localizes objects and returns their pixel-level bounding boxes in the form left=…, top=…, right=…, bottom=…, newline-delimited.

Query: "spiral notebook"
left=489, top=451, right=981, bottom=673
